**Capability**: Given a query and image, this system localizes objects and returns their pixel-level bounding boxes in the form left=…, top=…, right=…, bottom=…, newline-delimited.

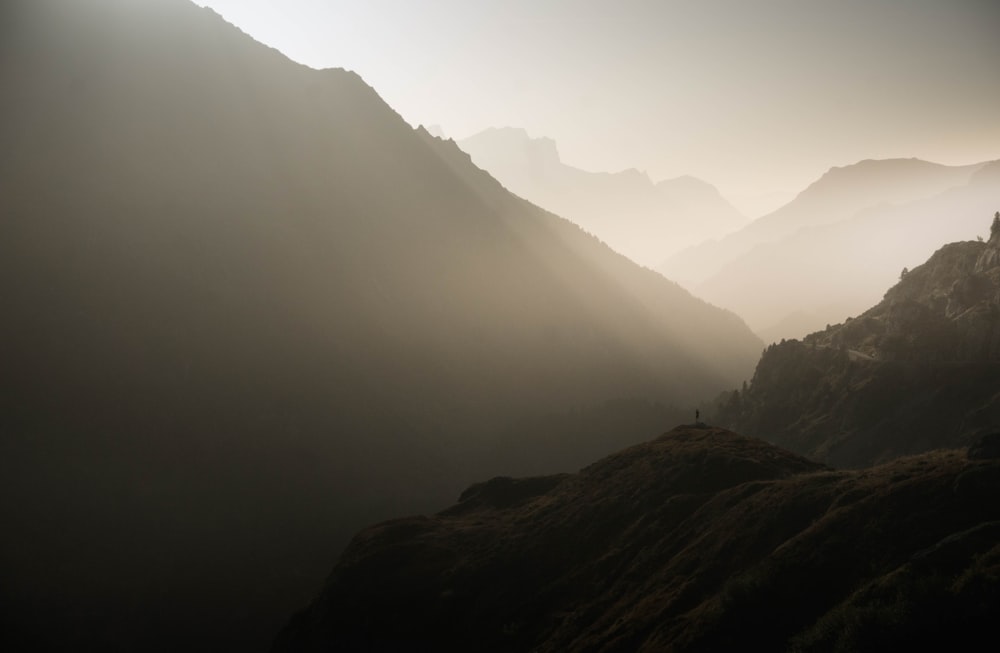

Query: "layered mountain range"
left=457, top=127, right=748, bottom=267
left=274, top=425, right=1000, bottom=652
left=7, top=2, right=999, bottom=651
left=661, top=158, right=1000, bottom=340
left=716, top=213, right=1000, bottom=467
left=276, top=214, right=1000, bottom=651
left=0, top=1, right=761, bottom=650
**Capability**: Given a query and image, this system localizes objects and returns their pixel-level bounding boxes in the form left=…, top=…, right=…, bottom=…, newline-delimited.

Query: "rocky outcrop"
left=974, top=212, right=1000, bottom=272
left=865, top=223, right=1000, bottom=362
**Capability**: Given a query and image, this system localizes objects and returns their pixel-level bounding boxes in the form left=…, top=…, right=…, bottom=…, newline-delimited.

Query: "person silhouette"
left=695, top=409, right=700, bottom=423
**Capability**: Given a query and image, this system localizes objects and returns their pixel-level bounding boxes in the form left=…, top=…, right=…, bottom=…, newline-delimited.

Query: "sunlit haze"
left=190, top=0, right=1000, bottom=201
left=7, top=2, right=1000, bottom=650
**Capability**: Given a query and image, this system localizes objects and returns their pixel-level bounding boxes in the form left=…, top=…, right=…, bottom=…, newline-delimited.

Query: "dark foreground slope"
left=0, top=1, right=760, bottom=650
left=717, top=213, right=1000, bottom=467
left=274, top=425, right=1000, bottom=652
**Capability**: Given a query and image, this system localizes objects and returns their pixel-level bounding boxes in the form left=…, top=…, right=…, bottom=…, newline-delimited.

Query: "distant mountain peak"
left=456, top=127, right=747, bottom=266
left=660, top=154, right=1000, bottom=335
left=802, top=157, right=981, bottom=198
left=462, top=126, right=563, bottom=165
left=656, top=174, right=724, bottom=194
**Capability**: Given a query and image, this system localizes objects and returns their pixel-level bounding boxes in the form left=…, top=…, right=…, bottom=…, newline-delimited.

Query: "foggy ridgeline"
left=455, top=127, right=749, bottom=267
left=661, top=158, right=1000, bottom=341
left=458, top=128, right=1000, bottom=342
left=2, top=1, right=999, bottom=652
left=452, top=127, right=1000, bottom=342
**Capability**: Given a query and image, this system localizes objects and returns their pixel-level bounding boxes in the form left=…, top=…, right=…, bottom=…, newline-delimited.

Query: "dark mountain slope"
left=0, top=1, right=760, bottom=650
left=716, top=213, right=1000, bottom=467
left=274, top=425, right=1000, bottom=652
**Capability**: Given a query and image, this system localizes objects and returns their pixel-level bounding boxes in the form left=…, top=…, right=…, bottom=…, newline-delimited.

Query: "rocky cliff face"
left=829, top=240, right=1000, bottom=363
left=975, top=214, right=1000, bottom=268
left=961, top=216, right=1000, bottom=359
left=273, top=425, right=1000, bottom=652
left=717, top=214, right=1000, bottom=467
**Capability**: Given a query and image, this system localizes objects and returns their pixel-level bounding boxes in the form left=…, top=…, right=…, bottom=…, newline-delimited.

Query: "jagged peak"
left=459, top=126, right=562, bottom=165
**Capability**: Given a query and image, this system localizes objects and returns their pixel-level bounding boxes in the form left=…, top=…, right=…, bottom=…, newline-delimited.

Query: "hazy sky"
left=191, top=0, right=1000, bottom=198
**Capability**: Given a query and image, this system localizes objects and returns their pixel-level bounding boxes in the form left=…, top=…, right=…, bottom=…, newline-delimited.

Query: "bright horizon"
left=189, top=0, right=1000, bottom=205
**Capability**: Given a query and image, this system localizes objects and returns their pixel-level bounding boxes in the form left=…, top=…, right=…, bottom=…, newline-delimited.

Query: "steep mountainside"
left=659, top=159, right=998, bottom=338
left=457, top=127, right=748, bottom=267
left=0, top=1, right=760, bottom=650
left=274, top=425, right=1000, bottom=652
left=716, top=214, right=1000, bottom=467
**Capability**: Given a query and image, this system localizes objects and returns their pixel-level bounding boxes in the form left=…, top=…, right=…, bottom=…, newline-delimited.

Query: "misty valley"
left=2, top=1, right=999, bottom=651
